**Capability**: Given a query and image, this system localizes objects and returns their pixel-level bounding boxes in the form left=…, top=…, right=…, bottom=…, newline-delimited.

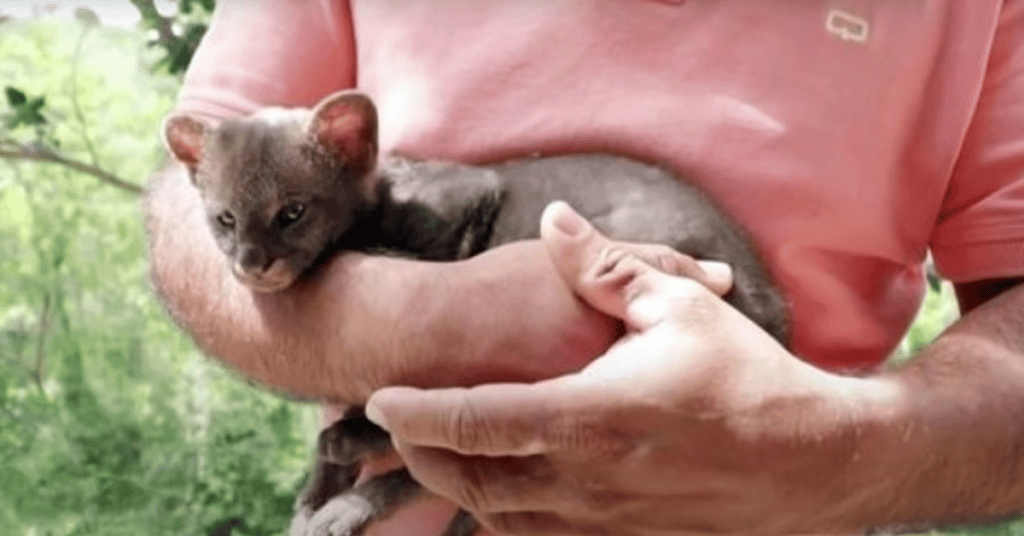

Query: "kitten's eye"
left=216, top=211, right=236, bottom=229
left=276, top=202, right=306, bottom=228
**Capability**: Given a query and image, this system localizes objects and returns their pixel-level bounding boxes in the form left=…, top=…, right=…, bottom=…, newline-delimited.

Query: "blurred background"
left=1, top=2, right=319, bottom=535
left=0, top=1, right=1007, bottom=535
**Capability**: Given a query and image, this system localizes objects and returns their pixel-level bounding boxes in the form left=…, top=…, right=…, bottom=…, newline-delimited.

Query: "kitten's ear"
left=162, top=113, right=209, bottom=172
left=308, top=91, right=378, bottom=177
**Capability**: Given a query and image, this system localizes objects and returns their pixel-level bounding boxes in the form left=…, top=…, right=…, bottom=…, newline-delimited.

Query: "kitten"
left=163, top=91, right=788, bottom=536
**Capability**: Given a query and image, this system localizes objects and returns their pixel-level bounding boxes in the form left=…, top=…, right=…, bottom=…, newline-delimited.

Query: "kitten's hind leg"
left=291, top=460, right=359, bottom=536
left=292, top=411, right=396, bottom=535
left=299, top=469, right=427, bottom=536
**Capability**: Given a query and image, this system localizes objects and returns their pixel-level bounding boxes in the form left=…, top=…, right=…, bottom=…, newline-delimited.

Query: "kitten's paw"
left=302, top=493, right=375, bottom=536
left=288, top=505, right=315, bottom=536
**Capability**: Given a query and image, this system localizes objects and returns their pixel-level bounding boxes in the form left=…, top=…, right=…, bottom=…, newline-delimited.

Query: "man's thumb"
left=539, top=201, right=732, bottom=323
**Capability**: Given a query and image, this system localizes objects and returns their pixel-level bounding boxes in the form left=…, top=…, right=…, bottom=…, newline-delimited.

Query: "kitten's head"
left=162, top=91, right=379, bottom=292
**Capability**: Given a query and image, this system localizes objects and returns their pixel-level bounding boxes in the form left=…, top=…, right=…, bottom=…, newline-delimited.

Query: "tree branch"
left=129, top=0, right=178, bottom=49
left=71, top=24, right=101, bottom=167
left=0, top=140, right=143, bottom=195
left=31, top=291, right=53, bottom=391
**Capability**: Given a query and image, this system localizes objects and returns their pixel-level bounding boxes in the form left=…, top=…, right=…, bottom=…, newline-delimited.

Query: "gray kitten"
left=163, top=91, right=788, bottom=536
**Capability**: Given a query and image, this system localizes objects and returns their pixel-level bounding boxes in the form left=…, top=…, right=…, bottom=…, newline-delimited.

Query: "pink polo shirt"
left=179, top=0, right=1024, bottom=371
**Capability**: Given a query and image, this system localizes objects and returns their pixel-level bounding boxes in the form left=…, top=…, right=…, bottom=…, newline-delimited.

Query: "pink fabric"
left=179, top=0, right=1024, bottom=371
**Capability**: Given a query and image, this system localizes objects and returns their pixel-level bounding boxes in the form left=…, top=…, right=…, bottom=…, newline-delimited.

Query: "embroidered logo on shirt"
left=826, top=8, right=869, bottom=43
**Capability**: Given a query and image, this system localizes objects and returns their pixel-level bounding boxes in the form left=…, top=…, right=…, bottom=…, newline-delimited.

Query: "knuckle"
left=650, top=245, right=696, bottom=276
left=542, top=413, right=587, bottom=452
left=612, top=250, right=726, bottom=310
left=591, top=245, right=632, bottom=279
left=543, top=413, right=636, bottom=461
left=582, top=246, right=649, bottom=305
left=590, top=246, right=657, bottom=291
left=446, top=393, right=483, bottom=453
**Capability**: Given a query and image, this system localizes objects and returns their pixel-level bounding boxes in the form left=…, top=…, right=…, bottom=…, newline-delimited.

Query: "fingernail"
left=697, top=260, right=732, bottom=284
left=550, top=201, right=589, bottom=236
left=365, top=401, right=388, bottom=430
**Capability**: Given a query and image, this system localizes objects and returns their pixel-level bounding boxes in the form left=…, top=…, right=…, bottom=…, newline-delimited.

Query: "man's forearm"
left=144, top=163, right=615, bottom=403
left=856, top=282, right=1024, bottom=530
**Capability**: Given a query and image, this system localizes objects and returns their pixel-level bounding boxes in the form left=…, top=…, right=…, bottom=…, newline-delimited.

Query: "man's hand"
left=366, top=202, right=906, bottom=535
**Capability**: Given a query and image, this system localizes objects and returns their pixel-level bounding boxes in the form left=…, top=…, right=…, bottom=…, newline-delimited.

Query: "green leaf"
left=182, top=0, right=216, bottom=15
left=165, top=24, right=207, bottom=75
left=5, top=86, right=26, bottom=106
left=3, top=88, right=47, bottom=129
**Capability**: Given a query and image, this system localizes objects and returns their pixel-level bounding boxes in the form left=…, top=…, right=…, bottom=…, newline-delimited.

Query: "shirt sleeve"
left=175, top=0, right=356, bottom=119
left=932, top=0, right=1024, bottom=282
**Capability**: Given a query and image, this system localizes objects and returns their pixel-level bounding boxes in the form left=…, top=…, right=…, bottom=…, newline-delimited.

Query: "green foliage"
left=181, top=0, right=216, bottom=14
left=904, top=279, right=960, bottom=354
left=890, top=275, right=961, bottom=366
left=130, top=0, right=214, bottom=75
left=0, top=10, right=316, bottom=536
left=155, top=23, right=207, bottom=75
left=4, top=87, right=48, bottom=130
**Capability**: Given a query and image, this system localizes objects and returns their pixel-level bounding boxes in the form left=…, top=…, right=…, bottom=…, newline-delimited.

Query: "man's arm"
left=145, top=162, right=622, bottom=403
left=367, top=204, right=1024, bottom=535
left=864, top=278, right=1024, bottom=529
left=146, top=164, right=735, bottom=404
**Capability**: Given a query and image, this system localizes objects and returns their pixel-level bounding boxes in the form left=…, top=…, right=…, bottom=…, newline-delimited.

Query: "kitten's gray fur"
left=163, top=91, right=789, bottom=536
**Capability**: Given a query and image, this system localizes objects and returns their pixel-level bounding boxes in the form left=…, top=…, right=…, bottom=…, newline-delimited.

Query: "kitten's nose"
left=236, top=246, right=272, bottom=275
left=230, top=247, right=293, bottom=293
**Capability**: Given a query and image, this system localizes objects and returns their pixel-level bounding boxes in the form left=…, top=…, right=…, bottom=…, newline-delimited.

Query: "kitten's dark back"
left=379, top=155, right=788, bottom=343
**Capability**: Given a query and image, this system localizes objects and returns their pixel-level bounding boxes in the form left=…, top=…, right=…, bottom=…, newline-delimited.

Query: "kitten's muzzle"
left=231, top=258, right=296, bottom=293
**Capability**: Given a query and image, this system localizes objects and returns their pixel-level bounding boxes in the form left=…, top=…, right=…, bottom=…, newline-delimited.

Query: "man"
left=147, top=1, right=1024, bottom=534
